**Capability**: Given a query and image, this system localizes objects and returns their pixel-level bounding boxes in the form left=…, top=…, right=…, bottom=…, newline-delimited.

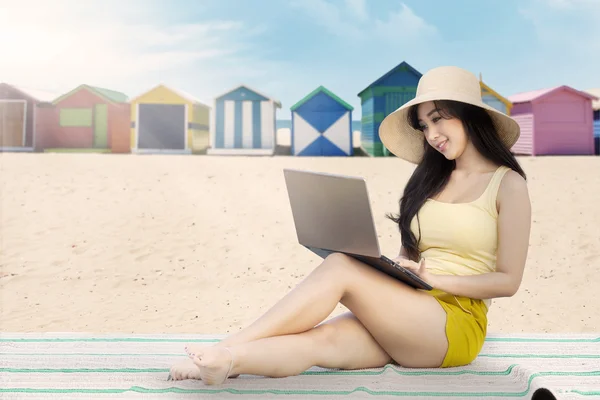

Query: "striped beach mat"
left=1, top=332, right=599, bottom=399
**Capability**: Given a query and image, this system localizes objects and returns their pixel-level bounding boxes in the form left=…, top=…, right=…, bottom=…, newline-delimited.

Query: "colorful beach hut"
left=35, top=84, right=130, bottom=153
left=585, top=88, right=600, bottom=155
left=0, top=83, right=55, bottom=151
left=480, top=79, right=512, bottom=115
left=357, top=61, right=422, bottom=157
left=290, top=86, right=353, bottom=156
left=208, top=85, right=281, bottom=156
left=129, top=84, right=210, bottom=154
left=508, top=86, right=597, bottom=156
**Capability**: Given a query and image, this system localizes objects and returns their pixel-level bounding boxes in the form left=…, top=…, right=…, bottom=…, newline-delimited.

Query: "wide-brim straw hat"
left=379, top=66, right=520, bottom=164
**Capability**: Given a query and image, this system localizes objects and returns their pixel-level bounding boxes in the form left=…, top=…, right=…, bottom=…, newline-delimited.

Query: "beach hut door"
left=0, top=100, right=26, bottom=147
left=94, top=104, right=108, bottom=148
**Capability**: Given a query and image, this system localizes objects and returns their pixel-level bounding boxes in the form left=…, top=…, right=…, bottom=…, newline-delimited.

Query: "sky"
left=1, top=0, right=598, bottom=119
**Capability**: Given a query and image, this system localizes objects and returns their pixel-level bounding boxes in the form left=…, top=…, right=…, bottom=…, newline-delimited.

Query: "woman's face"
left=416, top=101, right=469, bottom=160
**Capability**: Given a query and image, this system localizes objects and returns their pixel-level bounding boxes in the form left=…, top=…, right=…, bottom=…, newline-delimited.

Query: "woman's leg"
left=178, top=253, right=449, bottom=383
left=170, top=253, right=352, bottom=380
left=170, top=312, right=392, bottom=382
left=213, top=253, right=364, bottom=349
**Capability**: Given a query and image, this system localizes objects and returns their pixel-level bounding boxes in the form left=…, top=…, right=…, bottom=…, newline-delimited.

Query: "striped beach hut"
left=508, top=86, right=597, bottom=156
left=479, top=78, right=512, bottom=115
left=585, top=88, right=600, bottom=155
left=208, top=85, right=281, bottom=156
left=290, top=86, right=353, bottom=156
left=0, top=83, right=55, bottom=152
left=129, top=84, right=210, bottom=154
left=35, top=84, right=131, bottom=153
left=357, top=61, right=422, bottom=157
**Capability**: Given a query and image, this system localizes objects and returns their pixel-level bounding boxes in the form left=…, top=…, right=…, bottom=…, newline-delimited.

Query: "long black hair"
left=386, top=100, right=526, bottom=262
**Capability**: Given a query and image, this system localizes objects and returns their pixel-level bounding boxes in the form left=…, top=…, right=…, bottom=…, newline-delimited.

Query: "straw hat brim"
left=378, top=91, right=521, bottom=164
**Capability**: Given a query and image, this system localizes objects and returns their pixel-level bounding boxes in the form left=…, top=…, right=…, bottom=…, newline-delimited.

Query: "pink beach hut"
left=508, top=86, right=597, bottom=156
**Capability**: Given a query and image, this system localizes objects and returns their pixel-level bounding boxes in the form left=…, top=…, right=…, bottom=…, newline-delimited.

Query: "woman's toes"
left=185, top=344, right=206, bottom=359
left=169, top=358, right=202, bottom=380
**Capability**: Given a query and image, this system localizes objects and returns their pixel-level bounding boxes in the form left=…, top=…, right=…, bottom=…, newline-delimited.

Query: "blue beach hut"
left=208, top=85, right=281, bottom=155
left=357, top=61, right=422, bottom=157
left=290, top=86, right=354, bottom=156
left=586, top=89, right=600, bottom=155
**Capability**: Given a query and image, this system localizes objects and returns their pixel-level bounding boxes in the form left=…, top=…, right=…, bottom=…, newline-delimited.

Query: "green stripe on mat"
left=2, top=372, right=600, bottom=397
left=4, top=353, right=599, bottom=359
left=5, top=353, right=184, bottom=357
left=2, top=336, right=598, bottom=343
left=0, top=338, right=220, bottom=343
left=0, top=364, right=520, bottom=376
left=485, top=337, right=600, bottom=343
left=479, top=354, right=600, bottom=359
left=570, top=391, right=600, bottom=396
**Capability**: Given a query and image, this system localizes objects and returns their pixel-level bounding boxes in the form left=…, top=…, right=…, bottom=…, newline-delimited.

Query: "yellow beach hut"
left=129, top=84, right=211, bottom=154
left=479, top=76, right=512, bottom=116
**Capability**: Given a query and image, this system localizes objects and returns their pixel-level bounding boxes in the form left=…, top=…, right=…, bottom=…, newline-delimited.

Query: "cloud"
left=540, top=0, right=600, bottom=8
left=345, top=0, right=368, bottom=22
left=373, top=3, right=437, bottom=39
left=520, top=0, right=600, bottom=53
left=289, top=0, right=364, bottom=39
left=512, top=0, right=600, bottom=91
left=0, top=0, right=262, bottom=99
left=290, top=0, right=437, bottom=43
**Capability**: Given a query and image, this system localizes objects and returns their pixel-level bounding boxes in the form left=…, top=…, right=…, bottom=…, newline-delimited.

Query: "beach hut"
left=479, top=78, right=512, bottom=115
left=585, top=88, right=600, bottom=155
left=290, top=86, right=354, bottom=156
left=357, top=61, right=422, bottom=157
left=508, top=85, right=597, bottom=156
left=129, top=84, right=210, bottom=154
left=208, top=85, right=281, bottom=155
left=35, top=84, right=130, bottom=153
left=0, top=83, right=55, bottom=151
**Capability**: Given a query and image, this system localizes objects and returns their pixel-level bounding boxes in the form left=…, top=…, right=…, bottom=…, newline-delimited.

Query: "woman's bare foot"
left=188, top=345, right=235, bottom=385
left=168, top=358, right=202, bottom=381
left=183, top=344, right=239, bottom=379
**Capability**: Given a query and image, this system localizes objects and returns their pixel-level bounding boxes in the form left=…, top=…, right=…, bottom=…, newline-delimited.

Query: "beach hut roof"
left=357, top=61, right=422, bottom=97
left=128, top=84, right=210, bottom=108
left=51, top=84, right=128, bottom=105
left=508, top=85, right=597, bottom=104
left=290, top=86, right=353, bottom=112
left=0, top=83, right=58, bottom=102
left=214, top=84, right=282, bottom=108
left=584, top=88, right=600, bottom=110
left=479, top=80, right=512, bottom=109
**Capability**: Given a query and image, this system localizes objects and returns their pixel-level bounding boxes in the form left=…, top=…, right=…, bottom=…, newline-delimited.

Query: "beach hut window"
left=59, top=108, right=93, bottom=127
left=594, top=110, right=599, bottom=121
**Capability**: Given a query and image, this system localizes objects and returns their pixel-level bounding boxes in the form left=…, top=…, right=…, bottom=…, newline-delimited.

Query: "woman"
left=169, top=65, right=532, bottom=385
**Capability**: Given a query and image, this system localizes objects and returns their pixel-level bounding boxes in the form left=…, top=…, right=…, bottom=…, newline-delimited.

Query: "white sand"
left=0, top=153, right=598, bottom=335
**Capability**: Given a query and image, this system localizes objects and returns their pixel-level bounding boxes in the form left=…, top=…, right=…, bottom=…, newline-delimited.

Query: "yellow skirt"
left=426, top=288, right=488, bottom=368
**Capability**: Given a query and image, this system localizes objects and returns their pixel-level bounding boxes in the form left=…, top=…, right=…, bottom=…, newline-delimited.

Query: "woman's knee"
left=310, top=314, right=392, bottom=369
left=324, top=252, right=350, bottom=264
left=309, top=320, right=345, bottom=357
left=320, top=253, right=361, bottom=276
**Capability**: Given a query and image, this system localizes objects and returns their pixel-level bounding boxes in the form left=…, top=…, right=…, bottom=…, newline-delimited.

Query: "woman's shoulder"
left=497, top=168, right=530, bottom=211
left=499, top=168, right=528, bottom=191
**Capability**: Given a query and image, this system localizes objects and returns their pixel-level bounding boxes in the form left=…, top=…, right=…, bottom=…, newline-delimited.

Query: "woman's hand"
left=393, top=257, right=436, bottom=287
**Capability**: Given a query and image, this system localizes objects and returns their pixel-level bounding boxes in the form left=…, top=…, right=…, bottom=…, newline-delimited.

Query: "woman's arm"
left=397, top=245, right=409, bottom=260
left=428, top=271, right=518, bottom=299
left=397, top=170, right=532, bottom=299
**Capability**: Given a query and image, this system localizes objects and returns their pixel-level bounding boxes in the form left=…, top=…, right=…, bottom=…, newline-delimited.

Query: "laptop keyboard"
left=381, top=256, right=419, bottom=278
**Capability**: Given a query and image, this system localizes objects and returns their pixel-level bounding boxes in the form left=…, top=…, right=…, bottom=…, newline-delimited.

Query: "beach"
left=0, top=152, right=599, bottom=336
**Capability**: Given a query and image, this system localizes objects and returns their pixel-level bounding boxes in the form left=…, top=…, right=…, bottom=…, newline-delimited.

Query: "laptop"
left=283, top=168, right=433, bottom=291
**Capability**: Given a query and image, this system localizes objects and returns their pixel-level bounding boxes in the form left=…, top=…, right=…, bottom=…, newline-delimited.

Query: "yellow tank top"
left=410, top=165, right=511, bottom=308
